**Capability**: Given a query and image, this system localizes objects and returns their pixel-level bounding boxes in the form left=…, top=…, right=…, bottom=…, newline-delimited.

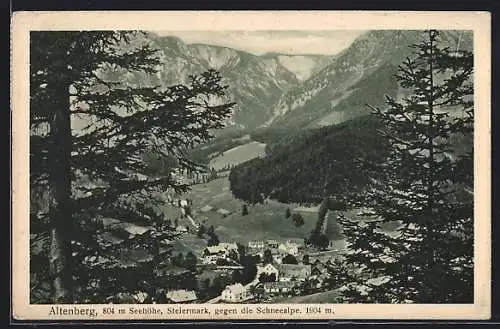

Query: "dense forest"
left=229, top=115, right=391, bottom=205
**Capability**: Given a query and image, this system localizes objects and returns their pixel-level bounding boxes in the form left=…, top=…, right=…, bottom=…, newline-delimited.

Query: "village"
left=76, top=185, right=354, bottom=305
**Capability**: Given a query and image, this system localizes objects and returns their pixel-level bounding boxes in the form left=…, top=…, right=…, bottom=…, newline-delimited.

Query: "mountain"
left=265, top=30, right=473, bottom=129
left=73, top=30, right=472, bottom=136
left=97, top=33, right=333, bottom=130
left=261, top=52, right=334, bottom=81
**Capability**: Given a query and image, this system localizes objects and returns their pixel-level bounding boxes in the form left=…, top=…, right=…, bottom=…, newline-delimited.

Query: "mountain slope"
left=97, top=34, right=333, bottom=130
left=229, top=113, right=473, bottom=207
left=229, top=115, right=390, bottom=205
left=261, top=52, right=334, bottom=81
left=265, top=30, right=473, bottom=129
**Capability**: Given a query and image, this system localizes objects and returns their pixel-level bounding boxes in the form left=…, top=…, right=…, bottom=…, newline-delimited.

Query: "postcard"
left=11, top=10, right=491, bottom=321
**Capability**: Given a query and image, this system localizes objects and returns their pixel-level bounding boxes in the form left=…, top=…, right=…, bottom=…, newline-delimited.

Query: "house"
left=203, top=245, right=226, bottom=256
left=166, top=289, right=198, bottom=303
left=278, top=241, right=300, bottom=256
left=266, top=240, right=279, bottom=248
left=217, top=208, right=232, bottom=217
left=119, top=222, right=152, bottom=239
left=248, top=241, right=266, bottom=249
left=204, top=245, right=227, bottom=256
left=219, top=242, right=238, bottom=252
left=221, top=283, right=252, bottom=302
left=202, top=243, right=238, bottom=263
left=277, top=264, right=311, bottom=282
left=100, top=217, right=122, bottom=230
left=201, top=254, right=219, bottom=264
left=257, top=263, right=280, bottom=281
left=262, top=281, right=295, bottom=295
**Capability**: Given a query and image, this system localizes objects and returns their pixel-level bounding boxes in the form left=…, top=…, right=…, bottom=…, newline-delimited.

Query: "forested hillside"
left=229, top=115, right=391, bottom=205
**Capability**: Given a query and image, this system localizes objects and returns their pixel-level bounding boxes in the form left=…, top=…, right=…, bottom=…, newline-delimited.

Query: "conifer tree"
left=30, top=31, right=234, bottom=302
left=337, top=30, right=473, bottom=303
left=184, top=251, right=198, bottom=271
left=263, top=249, right=274, bottom=265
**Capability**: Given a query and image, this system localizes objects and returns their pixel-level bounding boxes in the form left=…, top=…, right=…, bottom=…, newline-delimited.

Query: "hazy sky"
left=154, top=30, right=366, bottom=55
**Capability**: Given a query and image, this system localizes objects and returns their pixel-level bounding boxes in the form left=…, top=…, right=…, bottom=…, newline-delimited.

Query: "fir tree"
left=207, top=231, right=220, bottom=246
left=337, top=30, right=473, bottom=303
left=197, top=224, right=207, bottom=237
left=242, top=204, right=249, bottom=216
left=282, top=254, right=298, bottom=264
left=263, top=249, right=274, bottom=265
left=198, top=278, right=211, bottom=300
left=291, top=213, right=305, bottom=227
left=30, top=31, right=234, bottom=303
left=184, top=251, right=198, bottom=271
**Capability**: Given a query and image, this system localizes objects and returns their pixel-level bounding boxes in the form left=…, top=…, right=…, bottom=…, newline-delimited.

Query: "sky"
left=154, top=30, right=367, bottom=56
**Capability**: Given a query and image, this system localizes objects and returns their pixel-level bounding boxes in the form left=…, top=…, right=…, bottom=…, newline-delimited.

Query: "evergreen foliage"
left=337, top=30, right=474, bottom=303
left=242, top=204, right=249, bottom=216
left=263, top=249, right=274, bottom=265
left=30, top=31, right=234, bottom=303
left=229, top=115, right=390, bottom=205
left=282, top=254, right=299, bottom=264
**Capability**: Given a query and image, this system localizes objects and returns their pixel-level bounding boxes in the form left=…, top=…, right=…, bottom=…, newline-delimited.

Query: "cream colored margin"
left=11, top=11, right=491, bottom=320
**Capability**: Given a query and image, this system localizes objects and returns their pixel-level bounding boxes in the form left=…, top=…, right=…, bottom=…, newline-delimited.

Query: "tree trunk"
left=47, top=81, right=73, bottom=303
left=425, top=30, right=437, bottom=302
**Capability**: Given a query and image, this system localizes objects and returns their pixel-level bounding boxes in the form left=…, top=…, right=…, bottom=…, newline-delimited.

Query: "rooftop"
left=217, top=208, right=232, bottom=215
left=166, top=289, right=197, bottom=303
left=278, top=264, right=311, bottom=274
left=263, top=281, right=295, bottom=288
left=200, top=205, right=214, bottom=213
left=224, top=283, right=247, bottom=294
left=119, top=223, right=152, bottom=236
left=101, top=217, right=122, bottom=229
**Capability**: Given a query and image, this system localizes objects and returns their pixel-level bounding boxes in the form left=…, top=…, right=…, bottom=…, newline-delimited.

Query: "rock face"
left=95, top=33, right=330, bottom=128
left=96, top=33, right=334, bottom=130
left=75, top=30, right=472, bottom=133
left=265, top=30, right=473, bottom=129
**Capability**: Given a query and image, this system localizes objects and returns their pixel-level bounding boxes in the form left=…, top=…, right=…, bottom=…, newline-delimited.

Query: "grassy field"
left=209, top=141, right=266, bottom=170
left=157, top=175, right=402, bottom=256
left=158, top=176, right=344, bottom=251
